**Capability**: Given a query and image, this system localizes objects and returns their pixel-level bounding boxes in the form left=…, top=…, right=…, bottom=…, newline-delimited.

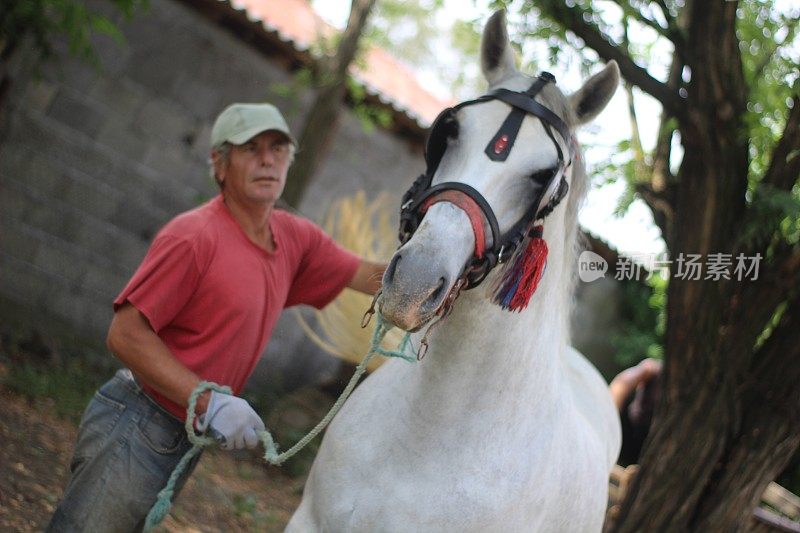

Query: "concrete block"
left=169, top=73, right=222, bottom=121
left=47, top=89, right=105, bottom=138
left=109, top=200, right=162, bottom=242
left=24, top=151, right=70, bottom=197
left=113, top=237, right=148, bottom=273
left=94, top=120, right=150, bottom=162
left=75, top=217, right=132, bottom=260
left=0, top=181, right=30, bottom=221
left=10, top=111, right=115, bottom=186
left=148, top=182, right=205, bottom=219
left=88, top=77, right=144, bottom=124
left=51, top=57, right=102, bottom=95
left=63, top=174, right=119, bottom=221
left=84, top=306, right=112, bottom=340
left=33, top=244, right=86, bottom=285
left=44, top=289, right=88, bottom=331
left=104, top=164, right=157, bottom=200
left=24, top=204, right=88, bottom=250
left=142, top=144, right=195, bottom=184
left=192, top=123, right=213, bottom=160
left=53, top=141, right=116, bottom=184
left=82, top=265, right=127, bottom=299
left=134, top=98, right=197, bottom=145
left=0, top=253, right=50, bottom=307
left=127, top=44, right=189, bottom=96
left=23, top=203, right=62, bottom=236
left=93, top=34, right=133, bottom=77
left=0, top=219, right=42, bottom=264
left=0, top=144, right=30, bottom=182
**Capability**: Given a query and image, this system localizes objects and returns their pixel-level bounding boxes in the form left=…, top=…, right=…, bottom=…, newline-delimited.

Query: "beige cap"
left=211, top=103, right=297, bottom=148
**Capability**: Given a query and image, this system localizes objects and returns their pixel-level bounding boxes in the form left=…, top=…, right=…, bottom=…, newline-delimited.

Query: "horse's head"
left=381, top=11, right=619, bottom=332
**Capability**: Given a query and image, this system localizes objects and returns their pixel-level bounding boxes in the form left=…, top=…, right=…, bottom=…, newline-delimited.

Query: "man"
left=47, top=103, right=386, bottom=532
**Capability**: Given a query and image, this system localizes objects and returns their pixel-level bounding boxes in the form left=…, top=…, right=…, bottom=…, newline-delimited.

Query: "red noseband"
left=420, top=190, right=488, bottom=259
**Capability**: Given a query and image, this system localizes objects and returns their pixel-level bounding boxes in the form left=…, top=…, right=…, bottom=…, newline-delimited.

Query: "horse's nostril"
left=384, top=254, right=401, bottom=286
left=427, top=277, right=448, bottom=306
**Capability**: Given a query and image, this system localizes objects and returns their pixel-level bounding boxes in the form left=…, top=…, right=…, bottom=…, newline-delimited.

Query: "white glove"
left=197, top=391, right=265, bottom=450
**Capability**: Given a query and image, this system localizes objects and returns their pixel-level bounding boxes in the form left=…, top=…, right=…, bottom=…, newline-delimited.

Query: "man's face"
left=213, top=130, right=292, bottom=206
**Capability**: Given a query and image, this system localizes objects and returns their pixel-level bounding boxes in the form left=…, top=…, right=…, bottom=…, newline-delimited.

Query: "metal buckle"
left=361, top=290, right=382, bottom=328
left=418, top=276, right=466, bottom=360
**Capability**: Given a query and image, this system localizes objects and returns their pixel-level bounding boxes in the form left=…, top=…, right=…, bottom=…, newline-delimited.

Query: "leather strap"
left=488, top=88, right=572, bottom=147
left=421, top=190, right=489, bottom=259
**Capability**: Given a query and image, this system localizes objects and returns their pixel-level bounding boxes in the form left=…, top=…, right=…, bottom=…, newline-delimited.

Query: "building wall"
left=0, top=0, right=423, bottom=388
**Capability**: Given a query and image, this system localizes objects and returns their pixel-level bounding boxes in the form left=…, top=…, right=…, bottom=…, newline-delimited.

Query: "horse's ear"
left=481, top=10, right=517, bottom=87
left=568, top=61, right=620, bottom=125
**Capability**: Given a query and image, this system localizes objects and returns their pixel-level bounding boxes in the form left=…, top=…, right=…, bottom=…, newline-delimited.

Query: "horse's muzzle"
left=380, top=253, right=452, bottom=332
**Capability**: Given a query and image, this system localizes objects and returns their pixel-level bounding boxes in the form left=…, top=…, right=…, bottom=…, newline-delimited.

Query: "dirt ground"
left=0, top=383, right=303, bottom=532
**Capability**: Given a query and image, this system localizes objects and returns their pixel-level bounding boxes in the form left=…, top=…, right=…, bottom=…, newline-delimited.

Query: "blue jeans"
left=46, top=368, right=202, bottom=533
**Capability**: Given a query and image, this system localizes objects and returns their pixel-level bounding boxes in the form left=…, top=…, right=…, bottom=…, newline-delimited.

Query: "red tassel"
left=491, top=225, right=548, bottom=311
left=507, top=230, right=548, bottom=311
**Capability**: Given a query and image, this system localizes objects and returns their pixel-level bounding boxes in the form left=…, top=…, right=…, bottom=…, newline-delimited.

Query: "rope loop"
left=144, top=311, right=414, bottom=531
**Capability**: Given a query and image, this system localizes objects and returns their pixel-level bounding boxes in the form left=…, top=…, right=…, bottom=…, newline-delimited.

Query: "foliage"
left=737, top=0, right=800, bottom=187
left=0, top=329, right=114, bottom=423
left=740, top=185, right=800, bottom=250
left=345, top=71, right=394, bottom=132
left=364, top=0, right=444, bottom=65
left=611, top=275, right=665, bottom=368
left=0, top=0, right=147, bottom=67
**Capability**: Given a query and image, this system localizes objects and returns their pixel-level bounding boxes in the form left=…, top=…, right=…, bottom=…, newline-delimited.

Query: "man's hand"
left=197, top=391, right=265, bottom=450
left=348, top=260, right=387, bottom=295
left=609, top=358, right=662, bottom=410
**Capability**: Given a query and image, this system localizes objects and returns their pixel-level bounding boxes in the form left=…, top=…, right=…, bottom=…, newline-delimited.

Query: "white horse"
left=287, top=11, right=621, bottom=532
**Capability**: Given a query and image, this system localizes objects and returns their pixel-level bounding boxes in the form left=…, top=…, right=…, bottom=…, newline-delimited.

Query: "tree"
left=0, top=0, right=145, bottom=109
left=281, top=0, right=378, bottom=208
left=504, top=0, right=799, bottom=530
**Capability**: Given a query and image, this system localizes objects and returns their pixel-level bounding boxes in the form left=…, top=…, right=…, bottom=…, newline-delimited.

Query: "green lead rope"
left=144, top=313, right=413, bottom=532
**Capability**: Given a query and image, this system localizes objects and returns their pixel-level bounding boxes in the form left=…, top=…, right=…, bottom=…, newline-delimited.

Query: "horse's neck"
left=408, top=244, right=570, bottom=416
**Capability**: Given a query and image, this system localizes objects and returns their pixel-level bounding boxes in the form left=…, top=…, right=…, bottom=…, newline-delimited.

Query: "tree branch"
left=635, top=182, right=673, bottom=241
left=762, top=95, right=800, bottom=192
left=282, top=0, right=377, bottom=207
left=536, top=0, right=685, bottom=120
left=616, top=0, right=686, bottom=55
left=651, top=53, right=682, bottom=187
left=752, top=16, right=800, bottom=83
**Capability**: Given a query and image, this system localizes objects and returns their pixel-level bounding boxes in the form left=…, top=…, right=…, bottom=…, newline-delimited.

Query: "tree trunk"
left=606, top=1, right=800, bottom=531
left=282, top=0, right=377, bottom=208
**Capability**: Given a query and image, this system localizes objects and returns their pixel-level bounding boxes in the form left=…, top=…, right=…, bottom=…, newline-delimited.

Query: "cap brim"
left=227, top=126, right=298, bottom=147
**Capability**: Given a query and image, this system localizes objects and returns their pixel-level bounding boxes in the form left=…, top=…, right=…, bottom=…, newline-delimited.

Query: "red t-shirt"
left=113, top=195, right=360, bottom=419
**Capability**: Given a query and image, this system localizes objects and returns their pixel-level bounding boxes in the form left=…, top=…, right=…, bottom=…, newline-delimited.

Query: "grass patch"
left=0, top=309, right=117, bottom=423
left=2, top=357, right=113, bottom=423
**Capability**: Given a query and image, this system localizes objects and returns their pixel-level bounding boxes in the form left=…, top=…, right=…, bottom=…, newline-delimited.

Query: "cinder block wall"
left=0, top=0, right=423, bottom=387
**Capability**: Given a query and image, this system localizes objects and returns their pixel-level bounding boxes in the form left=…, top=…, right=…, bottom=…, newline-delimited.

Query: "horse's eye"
left=529, top=166, right=558, bottom=184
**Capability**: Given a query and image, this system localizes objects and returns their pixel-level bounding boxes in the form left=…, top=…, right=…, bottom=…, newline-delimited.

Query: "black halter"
left=398, top=72, right=573, bottom=289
